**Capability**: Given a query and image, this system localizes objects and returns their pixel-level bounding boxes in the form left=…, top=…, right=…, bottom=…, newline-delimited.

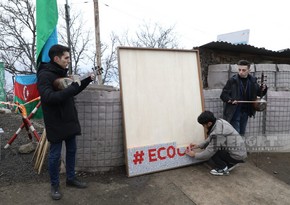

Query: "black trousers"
left=211, top=150, right=244, bottom=169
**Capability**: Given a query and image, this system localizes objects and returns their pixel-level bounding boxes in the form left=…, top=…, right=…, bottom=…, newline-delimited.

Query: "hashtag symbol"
left=133, top=151, right=145, bottom=164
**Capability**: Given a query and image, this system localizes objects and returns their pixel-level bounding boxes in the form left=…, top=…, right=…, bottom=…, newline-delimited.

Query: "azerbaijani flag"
left=14, top=74, right=43, bottom=119
left=36, top=0, right=58, bottom=64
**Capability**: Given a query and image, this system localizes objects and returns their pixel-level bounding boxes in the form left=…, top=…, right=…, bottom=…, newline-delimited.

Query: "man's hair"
left=48, top=44, right=70, bottom=61
left=237, top=60, right=251, bottom=68
left=197, top=111, right=216, bottom=125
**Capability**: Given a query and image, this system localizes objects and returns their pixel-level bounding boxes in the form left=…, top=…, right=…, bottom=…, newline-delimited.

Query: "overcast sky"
left=58, top=0, right=290, bottom=51
left=5, top=0, right=290, bottom=89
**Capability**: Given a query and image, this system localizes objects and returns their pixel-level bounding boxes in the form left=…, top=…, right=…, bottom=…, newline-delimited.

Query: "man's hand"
left=190, top=143, right=199, bottom=149
left=90, top=73, right=96, bottom=81
left=185, top=149, right=196, bottom=157
left=228, top=99, right=238, bottom=104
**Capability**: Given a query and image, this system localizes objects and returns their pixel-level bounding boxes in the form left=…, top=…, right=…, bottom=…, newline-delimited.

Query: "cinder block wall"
left=75, top=84, right=124, bottom=172
left=73, top=83, right=290, bottom=172
left=207, top=64, right=290, bottom=91
left=204, top=89, right=290, bottom=151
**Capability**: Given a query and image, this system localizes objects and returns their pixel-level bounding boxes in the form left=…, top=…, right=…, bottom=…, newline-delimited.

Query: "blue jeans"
left=230, top=107, right=249, bottom=135
left=48, top=136, right=76, bottom=186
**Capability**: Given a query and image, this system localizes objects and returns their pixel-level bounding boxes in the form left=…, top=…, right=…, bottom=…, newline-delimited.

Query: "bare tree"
left=118, top=22, right=180, bottom=49
left=101, top=33, right=119, bottom=85
left=96, top=22, right=180, bottom=87
left=58, top=7, right=93, bottom=75
left=0, top=0, right=180, bottom=88
left=0, top=0, right=36, bottom=75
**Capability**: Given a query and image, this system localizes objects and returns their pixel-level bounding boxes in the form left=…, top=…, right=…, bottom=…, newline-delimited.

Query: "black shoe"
left=210, top=166, right=230, bottom=176
left=66, top=178, right=88, bottom=189
left=51, top=185, right=62, bottom=200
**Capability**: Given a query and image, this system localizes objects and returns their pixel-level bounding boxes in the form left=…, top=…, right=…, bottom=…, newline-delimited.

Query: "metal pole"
left=93, top=0, right=102, bottom=84
left=65, top=0, right=73, bottom=75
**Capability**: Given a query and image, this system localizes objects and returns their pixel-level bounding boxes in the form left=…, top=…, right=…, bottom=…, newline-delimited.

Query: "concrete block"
left=277, top=64, right=290, bottom=91
left=207, top=64, right=229, bottom=89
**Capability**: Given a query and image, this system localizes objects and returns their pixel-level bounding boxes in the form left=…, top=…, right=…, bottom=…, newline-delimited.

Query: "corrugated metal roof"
left=195, top=41, right=290, bottom=57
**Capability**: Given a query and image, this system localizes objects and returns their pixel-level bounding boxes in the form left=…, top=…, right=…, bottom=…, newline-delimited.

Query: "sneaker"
left=210, top=166, right=229, bottom=176
left=51, top=185, right=62, bottom=200
left=228, top=163, right=239, bottom=172
left=66, top=178, right=88, bottom=189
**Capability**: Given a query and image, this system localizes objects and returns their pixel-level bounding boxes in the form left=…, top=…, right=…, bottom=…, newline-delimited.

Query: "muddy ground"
left=1, top=112, right=290, bottom=189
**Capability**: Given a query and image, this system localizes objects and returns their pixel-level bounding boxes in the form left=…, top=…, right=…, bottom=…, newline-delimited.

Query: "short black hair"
left=197, top=111, right=216, bottom=125
left=237, top=60, right=251, bottom=68
left=48, top=44, right=70, bottom=61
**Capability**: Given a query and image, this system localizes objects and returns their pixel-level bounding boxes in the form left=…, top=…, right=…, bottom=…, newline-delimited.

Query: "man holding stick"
left=220, top=60, right=267, bottom=135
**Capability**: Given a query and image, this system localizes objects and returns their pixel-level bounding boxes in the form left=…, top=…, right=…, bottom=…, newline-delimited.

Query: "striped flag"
left=14, top=74, right=42, bottom=119
left=36, top=0, right=58, bottom=64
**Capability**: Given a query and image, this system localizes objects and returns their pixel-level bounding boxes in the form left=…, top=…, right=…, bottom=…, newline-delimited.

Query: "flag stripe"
left=36, top=0, right=58, bottom=63
left=40, top=29, right=58, bottom=62
left=15, top=75, right=38, bottom=85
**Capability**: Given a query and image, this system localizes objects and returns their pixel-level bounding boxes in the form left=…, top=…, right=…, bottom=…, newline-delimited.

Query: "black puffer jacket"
left=37, top=62, right=92, bottom=143
left=220, top=74, right=267, bottom=122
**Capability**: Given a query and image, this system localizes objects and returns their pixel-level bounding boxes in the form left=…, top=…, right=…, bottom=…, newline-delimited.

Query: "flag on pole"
left=14, top=74, right=43, bottom=118
left=36, top=0, right=58, bottom=65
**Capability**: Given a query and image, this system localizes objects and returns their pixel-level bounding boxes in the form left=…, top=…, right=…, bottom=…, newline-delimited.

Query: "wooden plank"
left=118, top=47, right=204, bottom=177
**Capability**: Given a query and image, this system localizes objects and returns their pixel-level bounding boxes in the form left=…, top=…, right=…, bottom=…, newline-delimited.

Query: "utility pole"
left=65, top=0, right=73, bottom=75
left=93, top=0, right=102, bottom=84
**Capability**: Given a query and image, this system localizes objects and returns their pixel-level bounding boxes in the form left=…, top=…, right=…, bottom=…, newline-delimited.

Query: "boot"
left=66, top=177, right=88, bottom=188
left=51, top=185, right=62, bottom=200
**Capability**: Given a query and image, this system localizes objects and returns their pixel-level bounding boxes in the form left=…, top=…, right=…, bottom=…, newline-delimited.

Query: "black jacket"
left=37, top=62, right=92, bottom=143
left=220, top=74, right=267, bottom=122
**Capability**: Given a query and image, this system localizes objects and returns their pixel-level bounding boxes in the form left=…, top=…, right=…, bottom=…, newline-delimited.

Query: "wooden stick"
left=236, top=100, right=267, bottom=104
left=38, top=139, right=49, bottom=174
left=34, top=129, right=46, bottom=169
left=32, top=129, right=46, bottom=162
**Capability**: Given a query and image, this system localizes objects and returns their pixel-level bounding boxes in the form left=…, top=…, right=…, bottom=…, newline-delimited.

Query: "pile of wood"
left=32, top=129, right=50, bottom=174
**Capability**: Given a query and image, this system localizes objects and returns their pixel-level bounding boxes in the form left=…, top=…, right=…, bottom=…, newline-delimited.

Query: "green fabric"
left=36, top=0, right=58, bottom=61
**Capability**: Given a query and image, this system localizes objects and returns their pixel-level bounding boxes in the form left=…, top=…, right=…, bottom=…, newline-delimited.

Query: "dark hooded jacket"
left=220, top=74, right=267, bottom=122
left=37, top=62, right=92, bottom=143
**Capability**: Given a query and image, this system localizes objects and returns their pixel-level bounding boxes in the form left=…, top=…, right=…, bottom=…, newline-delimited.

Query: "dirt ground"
left=0, top=112, right=128, bottom=188
left=1, top=112, right=290, bottom=190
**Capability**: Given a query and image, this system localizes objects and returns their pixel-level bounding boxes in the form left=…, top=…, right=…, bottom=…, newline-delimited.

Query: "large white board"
left=118, top=47, right=205, bottom=177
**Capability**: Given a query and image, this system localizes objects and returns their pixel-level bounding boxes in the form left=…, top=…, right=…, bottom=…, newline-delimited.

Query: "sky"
left=4, top=0, right=290, bottom=89
left=59, top=0, right=290, bottom=51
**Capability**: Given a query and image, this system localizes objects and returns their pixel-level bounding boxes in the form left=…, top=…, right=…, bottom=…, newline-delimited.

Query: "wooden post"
left=93, top=0, right=102, bottom=84
left=65, top=0, right=73, bottom=75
